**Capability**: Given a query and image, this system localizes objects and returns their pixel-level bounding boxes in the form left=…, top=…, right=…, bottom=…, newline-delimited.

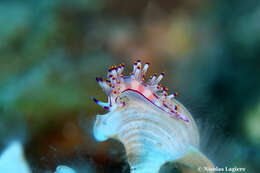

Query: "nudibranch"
left=92, top=60, right=188, bottom=122
left=92, top=60, right=214, bottom=173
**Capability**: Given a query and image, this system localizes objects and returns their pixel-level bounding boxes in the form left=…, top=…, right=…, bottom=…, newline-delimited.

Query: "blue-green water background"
left=0, top=0, right=260, bottom=172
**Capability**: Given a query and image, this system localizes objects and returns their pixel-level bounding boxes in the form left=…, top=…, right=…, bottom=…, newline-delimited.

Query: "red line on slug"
left=121, top=88, right=186, bottom=122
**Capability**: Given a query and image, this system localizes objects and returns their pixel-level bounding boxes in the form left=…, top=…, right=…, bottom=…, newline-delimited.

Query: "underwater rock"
left=55, top=165, right=77, bottom=173
left=0, top=141, right=31, bottom=173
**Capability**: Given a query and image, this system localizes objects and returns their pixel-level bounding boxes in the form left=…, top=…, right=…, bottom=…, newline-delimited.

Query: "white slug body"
left=92, top=60, right=214, bottom=173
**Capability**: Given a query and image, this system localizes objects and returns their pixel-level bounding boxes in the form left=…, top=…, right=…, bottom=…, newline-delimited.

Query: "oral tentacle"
left=90, top=96, right=110, bottom=111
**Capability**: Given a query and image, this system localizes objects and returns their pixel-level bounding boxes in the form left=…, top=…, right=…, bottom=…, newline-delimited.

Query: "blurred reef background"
left=0, top=0, right=260, bottom=172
